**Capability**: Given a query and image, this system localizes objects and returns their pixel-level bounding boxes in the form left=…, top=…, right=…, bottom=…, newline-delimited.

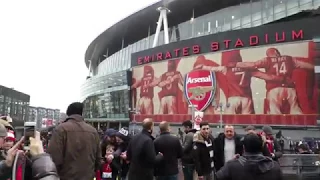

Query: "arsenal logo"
left=184, top=70, right=216, bottom=111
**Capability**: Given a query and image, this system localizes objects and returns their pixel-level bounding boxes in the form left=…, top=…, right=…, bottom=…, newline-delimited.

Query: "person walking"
left=127, top=118, right=163, bottom=180
left=193, top=122, right=215, bottom=180
left=154, top=121, right=182, bottom=180
left=181, top=120, right=197, bottom=180
left=47, top=102, right=101, bottom=180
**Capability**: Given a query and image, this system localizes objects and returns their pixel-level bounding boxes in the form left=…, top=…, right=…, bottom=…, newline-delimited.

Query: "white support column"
left=152, top=12, right=163, bottom=48
left=118, top=122, right=122, bottom=130
left=88, top=60, right=92, bottom=76
left=162, top=9, right=169, bottom=44
left=152, top=7, right=170, bottom=48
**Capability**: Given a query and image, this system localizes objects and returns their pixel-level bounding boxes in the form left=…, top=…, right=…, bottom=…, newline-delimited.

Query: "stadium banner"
left=130, top=16, right=320, bottom=126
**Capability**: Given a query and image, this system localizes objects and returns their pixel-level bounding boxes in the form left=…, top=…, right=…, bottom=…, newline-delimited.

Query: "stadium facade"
left=82, top=0, right=320, bottom=130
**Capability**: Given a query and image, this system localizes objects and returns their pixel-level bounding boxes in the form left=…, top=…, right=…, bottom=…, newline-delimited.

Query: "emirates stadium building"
left=82, top=0, right=320, bottom=132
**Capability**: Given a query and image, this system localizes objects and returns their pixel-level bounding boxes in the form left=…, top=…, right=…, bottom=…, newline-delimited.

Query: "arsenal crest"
left=184, top=70, right=216, bottom=112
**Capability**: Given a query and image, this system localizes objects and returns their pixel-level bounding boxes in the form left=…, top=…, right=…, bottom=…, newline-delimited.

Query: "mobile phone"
left=24, top=121, right=36, bottom=150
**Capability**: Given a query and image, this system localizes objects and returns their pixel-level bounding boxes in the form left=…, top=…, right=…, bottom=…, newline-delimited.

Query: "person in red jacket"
left=259, top=126, right=283, bottom=161
left=96, top=145, right=120, bottom=180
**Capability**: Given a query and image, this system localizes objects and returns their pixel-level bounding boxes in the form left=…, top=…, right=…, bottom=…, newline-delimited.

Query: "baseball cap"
left=0, top=124, right=7, bottom=137
left=245, top=125, right=256, bottom=132
left=262, top=126, right=273, bottom=135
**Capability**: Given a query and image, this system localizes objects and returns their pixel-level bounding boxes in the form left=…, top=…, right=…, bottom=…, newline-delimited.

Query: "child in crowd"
left=96, top=145, right=119, bottom=180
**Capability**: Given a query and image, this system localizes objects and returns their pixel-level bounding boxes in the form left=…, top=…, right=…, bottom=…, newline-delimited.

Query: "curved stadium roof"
left=84, top=0, right=252, bottom=68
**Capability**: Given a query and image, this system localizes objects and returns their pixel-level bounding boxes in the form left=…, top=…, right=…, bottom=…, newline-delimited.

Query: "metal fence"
left=279, top=154, right=320, bottom=180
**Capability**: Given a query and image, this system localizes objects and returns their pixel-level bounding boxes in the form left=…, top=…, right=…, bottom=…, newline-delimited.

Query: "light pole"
left=188, top=104, right=198, bottom=128
left=213, top=102, right=230, bottom=132
left=129, top=108, right=140, bottom=135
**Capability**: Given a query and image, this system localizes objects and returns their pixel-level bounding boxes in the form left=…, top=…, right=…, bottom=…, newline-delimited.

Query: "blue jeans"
left=182, top=164, right=195, bottom=180
left=156, top=174, right=178, bottom=180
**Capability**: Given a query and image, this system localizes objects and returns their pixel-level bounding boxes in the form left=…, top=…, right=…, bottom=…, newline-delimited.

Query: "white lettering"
left=187, top=75, right=212, bottom=84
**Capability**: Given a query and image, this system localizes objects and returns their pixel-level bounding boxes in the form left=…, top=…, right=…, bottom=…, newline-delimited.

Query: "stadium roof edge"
left=84, top=0, right=251, bottom=69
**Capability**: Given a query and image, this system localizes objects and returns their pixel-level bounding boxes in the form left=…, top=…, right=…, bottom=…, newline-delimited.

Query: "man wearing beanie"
left=47, top=102, right=101, bottom=180
left=261, top=126, right=282, bottom=160
left=114, top=127, right=131, bottom=180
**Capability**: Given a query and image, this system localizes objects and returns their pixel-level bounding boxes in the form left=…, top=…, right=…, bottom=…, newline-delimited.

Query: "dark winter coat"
left=154, top=132, right=183, bottom=176
left=216, top=153, right=282, bottom=180
left=192, top=131, right=215, bottom=176
left=127, top=130, right=162, bottom=180
left=181, top=129, right=197, bottom=165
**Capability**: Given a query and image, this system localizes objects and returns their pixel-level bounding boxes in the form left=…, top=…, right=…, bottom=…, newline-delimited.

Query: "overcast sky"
left=0, top=0, right=159, bottom=112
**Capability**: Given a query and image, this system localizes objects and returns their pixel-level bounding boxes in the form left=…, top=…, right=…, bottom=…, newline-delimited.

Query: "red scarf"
left=265, top=136, right=274, bottom=153
left=96, top=162, right=112, bottom=180
left=258, top=132, right=274, bottom=153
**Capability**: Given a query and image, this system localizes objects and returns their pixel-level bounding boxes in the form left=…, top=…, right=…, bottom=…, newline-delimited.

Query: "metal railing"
left=279, top=154, right=320, bottom=180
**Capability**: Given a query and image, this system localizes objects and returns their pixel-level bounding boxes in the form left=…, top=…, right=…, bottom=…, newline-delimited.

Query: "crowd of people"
left=0, top=102, right=319, bottom=180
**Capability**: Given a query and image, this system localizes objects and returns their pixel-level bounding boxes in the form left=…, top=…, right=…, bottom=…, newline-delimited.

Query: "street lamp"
left=188, top=104, right=198, bottom=128
left=213, top=102, right=230, bottom=132
left=129, top=108, right=140, bottom=135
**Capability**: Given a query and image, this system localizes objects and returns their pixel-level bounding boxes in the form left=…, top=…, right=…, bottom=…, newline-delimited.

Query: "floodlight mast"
left=153, top=6, right=171, bottom=48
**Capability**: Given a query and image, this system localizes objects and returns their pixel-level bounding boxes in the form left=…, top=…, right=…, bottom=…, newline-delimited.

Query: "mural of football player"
left=157, top=59, right=184, bottom=114
left=131, top=77, right=137, bottom=109
left=197, top=50, right=288, bottom=114
left=131, top=65, right=158, bottom=115
left=228, top=47, right=314, bottom=114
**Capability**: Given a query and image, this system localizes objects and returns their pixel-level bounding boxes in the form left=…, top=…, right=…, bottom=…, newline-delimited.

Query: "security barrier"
left=279, top=154, right=320, bottom=180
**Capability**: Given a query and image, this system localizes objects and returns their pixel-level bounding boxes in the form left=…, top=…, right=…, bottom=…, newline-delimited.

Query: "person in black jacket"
left=243, top=126, right=271, bottom=157
left=213, top=125, right=243, bottom=172
left=181, top=120, right=197, bottom=180
left=114, top=127, right=131, bottom=180
left=216, top=133, right=282, bottom=180
left=193, top=121, right=214, bottom=180
left=127, top=118, right=163, bottom=180
left=154, top=121, right=182, bottom=180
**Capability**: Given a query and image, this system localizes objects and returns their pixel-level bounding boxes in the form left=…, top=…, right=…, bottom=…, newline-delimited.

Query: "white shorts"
left=159, top=96, right=177, bottom=114
left=267, top=87, right=302, bottom=114
left=225, top=96, right=254, bottom=114
left=137, top=96, right=153, bottom=115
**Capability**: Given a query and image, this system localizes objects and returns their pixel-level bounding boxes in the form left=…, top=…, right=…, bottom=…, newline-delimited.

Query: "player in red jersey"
left=131, top=65, right=158, bottom=115
left=196, top=51, right=287, bottom=114
left=228, top=47, right=314, bottom=114
left=131, top=77, right=137, bottom=108
left=156, top=59, right=184, bottom=114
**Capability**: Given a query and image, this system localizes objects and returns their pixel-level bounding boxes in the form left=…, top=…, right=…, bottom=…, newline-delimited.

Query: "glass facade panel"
left=273, top=0, right=286, bottom=20
left=262, top=0, right=274, bottom=23
left=252, top=0, right=262, bottom=26
left=239, top=2, right=252, bottom=28
left=286, top=0, right=300, bottom=16
left=83, top=89, right=130, bottom=119
left=300, top=0, right=313, bottom=10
